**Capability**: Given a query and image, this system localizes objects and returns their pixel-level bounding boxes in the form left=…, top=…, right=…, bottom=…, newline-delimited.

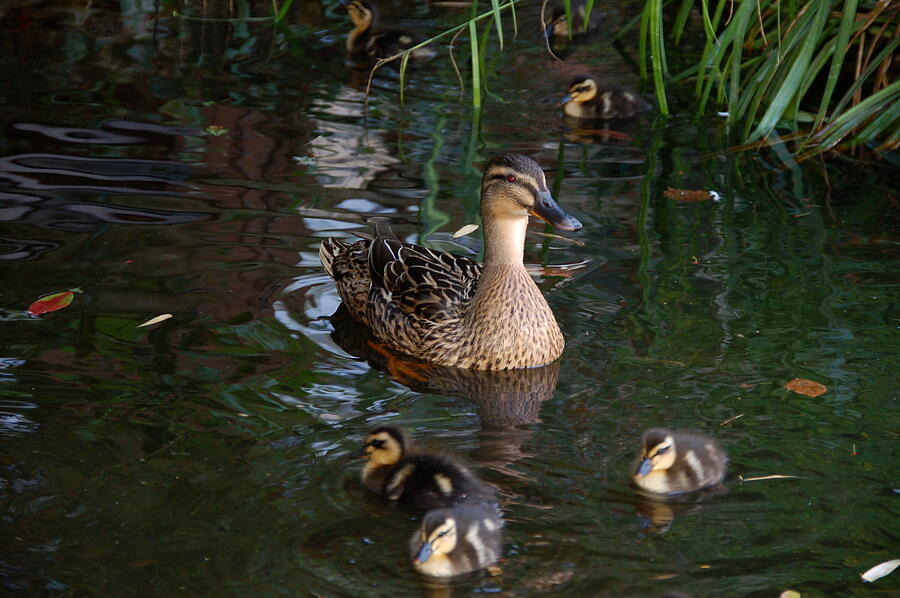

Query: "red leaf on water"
left=27, top=290, right=75, bottom=316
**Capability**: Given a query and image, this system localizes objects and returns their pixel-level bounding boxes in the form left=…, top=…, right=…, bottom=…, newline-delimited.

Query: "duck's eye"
left=370, top=439, right=385, bottom=449
left=437, top=530, right=449, bottom=538
left=655, top=446, right=669, bottom=456
left=506, top=174, right=516, bottom=183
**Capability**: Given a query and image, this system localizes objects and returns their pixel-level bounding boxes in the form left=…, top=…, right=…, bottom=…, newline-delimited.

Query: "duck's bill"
left=413, top=541, right=433, bottom=564
left=636, top=458, right=652, bottom=477
left=531, top=190, right=582, bottom=231
left=558, top=93, right=573, bottom=106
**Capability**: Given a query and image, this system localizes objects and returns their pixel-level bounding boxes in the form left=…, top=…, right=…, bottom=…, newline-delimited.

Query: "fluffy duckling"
left=410, top=504, right=502, bottom=577
left=343, top=0, right=436, bottom=60
left=560, top=76, right=651, bottom=120
left=633, top=428, right=727, bottom=495
left=360, top=425, right=497, bottom=510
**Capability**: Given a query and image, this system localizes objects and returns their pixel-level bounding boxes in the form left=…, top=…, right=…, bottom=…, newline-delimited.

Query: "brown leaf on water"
left=663, top=187, right=713, bottom=202
left=785, top=377, right=827, bottom=397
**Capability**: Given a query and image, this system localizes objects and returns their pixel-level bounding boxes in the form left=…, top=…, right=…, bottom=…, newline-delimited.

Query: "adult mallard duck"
left=360, top=425, right=497, bottom=510
left=633, top=428, right=728, bottom=495
left=560, top=76, right=651, bottom=120
left=343, top=0, right=436, bottom=60
left=320, top=153, right=582, bottom=370
left=410, top=503, right=503, bottom=577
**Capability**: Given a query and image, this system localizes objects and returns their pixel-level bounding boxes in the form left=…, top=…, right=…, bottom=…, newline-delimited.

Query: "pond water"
left=1, top=1, right=897, bottom=597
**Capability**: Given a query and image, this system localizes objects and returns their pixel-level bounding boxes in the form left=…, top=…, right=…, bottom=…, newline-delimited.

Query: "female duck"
left=410, top=503, right=502, bottom=577
left=320, top=153, right=582, bottom=370
left=560, top=76, right=651, bottom=120
left=360, top=425, right=497, bottom=510
left=633, top=428, right=727, bottom=495
left=343, top=0, right=435, bottom=60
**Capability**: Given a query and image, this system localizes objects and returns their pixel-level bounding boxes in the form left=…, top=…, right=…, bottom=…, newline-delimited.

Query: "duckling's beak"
left=531, top=190, right=582, bottom=231
left=413, top=541, right=433, bottom=564
left=558, top=93, right=573, bottom=106
left=636, top=457, right=652, bottom=477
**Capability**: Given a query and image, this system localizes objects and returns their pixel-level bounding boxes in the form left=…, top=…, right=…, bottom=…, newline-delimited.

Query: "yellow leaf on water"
left=137, top=314, right=173, bottom=328
left=451, top=223, right=479, bottom=239
left=780, top=590, right=801, bottom=598
left=861, top=559, right=900, bottom=582
left=785, top=377, right=827, bottom=397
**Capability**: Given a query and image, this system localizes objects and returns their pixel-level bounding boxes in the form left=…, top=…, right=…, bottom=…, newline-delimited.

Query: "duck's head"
left=635, top=428, right=677, bottom=479
left=480, top=153, right=582, bottom=232
left=412, top=509, right=458, bottom=565
left=360, top=425, right=406, bottom=467
left=343, top=0, right=376, bottom=31
left=560, top=76, right=598, bottom=107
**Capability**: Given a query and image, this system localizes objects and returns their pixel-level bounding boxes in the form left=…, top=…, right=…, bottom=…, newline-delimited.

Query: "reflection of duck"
left=410, top=503, right=502, bottom=577
left=320, top=153, right=582, bottom=370
left=343, top=0, right=435, bottom=60
left=329, top=303, right=561, bottom=464
left=560, top=76, right=651, bottom=120
left=361, top=425, right=497, bottom=509
left=633, top=428, right=727, bottom=495
left=544, top=0, right=603, bottom=51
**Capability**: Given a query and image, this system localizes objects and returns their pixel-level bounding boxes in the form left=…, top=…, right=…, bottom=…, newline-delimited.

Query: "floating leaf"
left=451, top=223, right=479, bottom=239
left=663, top=187, right=713, bottom=202
left=137, top=314, right=173, bottom=328
left=27, top=289, right=78, bottom=316
left=785, top=377, right=827, bottom=397
left=205, top=125, right=228, bottom=136
left=779, top=591, right=801, bottom=598
left=861, top=559, right=900, bottom=583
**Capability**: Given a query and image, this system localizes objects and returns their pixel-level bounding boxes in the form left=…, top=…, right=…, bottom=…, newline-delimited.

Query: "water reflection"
left=329, top=303, right=560, bottom=467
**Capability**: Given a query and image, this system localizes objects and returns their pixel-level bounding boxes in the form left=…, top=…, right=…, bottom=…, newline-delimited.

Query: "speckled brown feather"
left=319, top=153, right=579, bottom=370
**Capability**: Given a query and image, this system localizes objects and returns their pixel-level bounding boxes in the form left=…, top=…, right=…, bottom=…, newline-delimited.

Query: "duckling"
left=360, top=425, right=497, bottom=510
left=343, top=0, right=436, bottom=60
left=560, top=76, right=652, bottom=120
left=410, top=503, right=502, bottom=577
left=633, top=428, right=727, bottom=495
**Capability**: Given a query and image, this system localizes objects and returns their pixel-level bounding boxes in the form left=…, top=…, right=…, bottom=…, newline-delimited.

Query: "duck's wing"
left=369, top=237, right=482, bottom=323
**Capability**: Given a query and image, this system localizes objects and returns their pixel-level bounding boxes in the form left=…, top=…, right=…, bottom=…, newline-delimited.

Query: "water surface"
left=1, top=2, right=897, bottom=597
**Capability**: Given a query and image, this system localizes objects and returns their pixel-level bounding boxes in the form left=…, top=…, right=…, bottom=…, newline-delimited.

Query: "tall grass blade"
left=399, top=51, right=411, bottom=104
left=645, top=0, right=669, bottom=115
left=810, top=0, right=858, bottom=135
left=805, top=80, right=900, bottom=155
left=673, top=0, right=694, bottom=44
left=583, top=0, right=596, bottom=34
left=469, top=20, right=481, bottom=109
left=490, top=0, right=504, bottom=50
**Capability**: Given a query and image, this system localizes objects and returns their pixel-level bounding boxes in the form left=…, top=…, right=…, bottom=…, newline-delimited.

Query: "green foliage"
left=643, top=0, right=899, bottom=159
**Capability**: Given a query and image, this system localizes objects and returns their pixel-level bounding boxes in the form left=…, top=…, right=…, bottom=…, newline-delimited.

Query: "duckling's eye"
left=506, top=175, right=516, bottom=183
left=370, top=439, right=385, bottom=449
left=655, top=446, right=669, bottom=456
left=437, top=530, right=449, bottom=538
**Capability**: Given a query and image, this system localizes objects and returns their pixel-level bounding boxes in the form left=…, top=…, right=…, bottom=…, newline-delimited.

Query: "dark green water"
left=1, top=1, right=897, bottom=597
